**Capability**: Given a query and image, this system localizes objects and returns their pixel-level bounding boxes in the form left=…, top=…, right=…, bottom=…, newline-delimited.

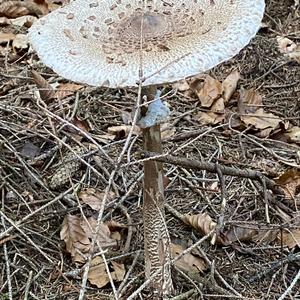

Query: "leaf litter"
left=1, top=0, right=300, bottom=299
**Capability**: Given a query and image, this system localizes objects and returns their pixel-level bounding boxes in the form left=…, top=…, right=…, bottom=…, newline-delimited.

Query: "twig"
left=1, top=190, right=13, bottom=300
left=142, top=151, right=282, bottom=195
left=278, top=269, right=300, bottom=300
left=168, top=289, right=196, bottom=300
left=118, top=250, right=141, bottom=297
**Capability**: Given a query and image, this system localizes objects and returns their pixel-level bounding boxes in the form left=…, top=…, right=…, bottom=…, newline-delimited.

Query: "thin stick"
left=278, top=269, right=300, bottom=300
left=142, top=151, right=282, bottom=195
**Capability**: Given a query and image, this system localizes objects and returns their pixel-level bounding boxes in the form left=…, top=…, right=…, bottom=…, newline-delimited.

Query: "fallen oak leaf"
left=60, top=215, right=118, bottom=262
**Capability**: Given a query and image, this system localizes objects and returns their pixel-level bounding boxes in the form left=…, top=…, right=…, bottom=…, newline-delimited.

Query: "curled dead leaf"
left=195, top=75, right=222, bottom=107
left=171, top=244, right=206, bottom=275
left=194, top=99, right=226, bottom=125
left=60, top=215, right=117, bottom=262
left=182, top=213, right=217, bottom=236
left=277, top=36, right=297, bottom=54
left=222, top=70, right=240, bottom=102
left=239, top=89, right=281, bottom=133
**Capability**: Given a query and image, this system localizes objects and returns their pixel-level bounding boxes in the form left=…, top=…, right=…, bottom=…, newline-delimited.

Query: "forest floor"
left=0, top=0, right=300, bottom=299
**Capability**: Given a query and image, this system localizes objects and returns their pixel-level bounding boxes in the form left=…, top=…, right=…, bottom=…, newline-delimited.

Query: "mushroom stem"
left=141, top=86, right=173, bottom=297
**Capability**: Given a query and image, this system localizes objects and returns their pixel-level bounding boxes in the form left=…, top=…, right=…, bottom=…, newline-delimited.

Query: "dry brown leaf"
left=88, top=257, right=125, bottom=288
left=80, top=217, right=117, bottom=248
left=55, top=83, right=83, bottom=99
left=171, top=244, right=206, bottom=274
left=88, top=257, right=108, bottom=288
left=222, top=70, right=240, bottom=102
left=183, top=213, right=217, bottom=236
left=194, top=98, right=225, bottom=125
left=0, top=1, right=29, bottom=18
left=78, top=188, right=115, bottom=210
left=195, top=75, right=222, bottom=107
left=107, top=125, right=140, bottom=140
left=241, top=108, right=281, bottom=130
left=278, top=229, right=300, bottom=249
left=60, top=215, right=90, bottom=262
left=31, top=70, right=56, bottom=101
left=60, top=215, right=117, bottom=262
left=72, top=116, right=91, bottom=133
left=238, top=88, right=263, bottom=114
left=0, top=32, right=16, bottom=44
left=275, top=169, right=300, bottom=201
left=239, top=89, right=281, bottom=131
left=0, top=0, right=49, bottom=18
left=111, top=261, right=126, bottom=281
left=225, top=226, right=258, bottom=244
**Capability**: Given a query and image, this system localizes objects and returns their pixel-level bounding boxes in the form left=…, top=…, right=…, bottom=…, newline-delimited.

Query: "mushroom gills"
left=138, top=90, right=170, bottom=128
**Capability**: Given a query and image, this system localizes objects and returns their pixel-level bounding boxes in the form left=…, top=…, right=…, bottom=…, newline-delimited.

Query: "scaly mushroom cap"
left=29, top=0, right=265, bottom=88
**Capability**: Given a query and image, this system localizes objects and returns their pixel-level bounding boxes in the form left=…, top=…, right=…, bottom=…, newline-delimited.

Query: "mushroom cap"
left=28, top=0, right=265, bottom=88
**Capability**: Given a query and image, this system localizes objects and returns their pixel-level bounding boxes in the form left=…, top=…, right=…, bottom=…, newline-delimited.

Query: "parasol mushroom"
left=28, top=0, right=265, bottom=297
